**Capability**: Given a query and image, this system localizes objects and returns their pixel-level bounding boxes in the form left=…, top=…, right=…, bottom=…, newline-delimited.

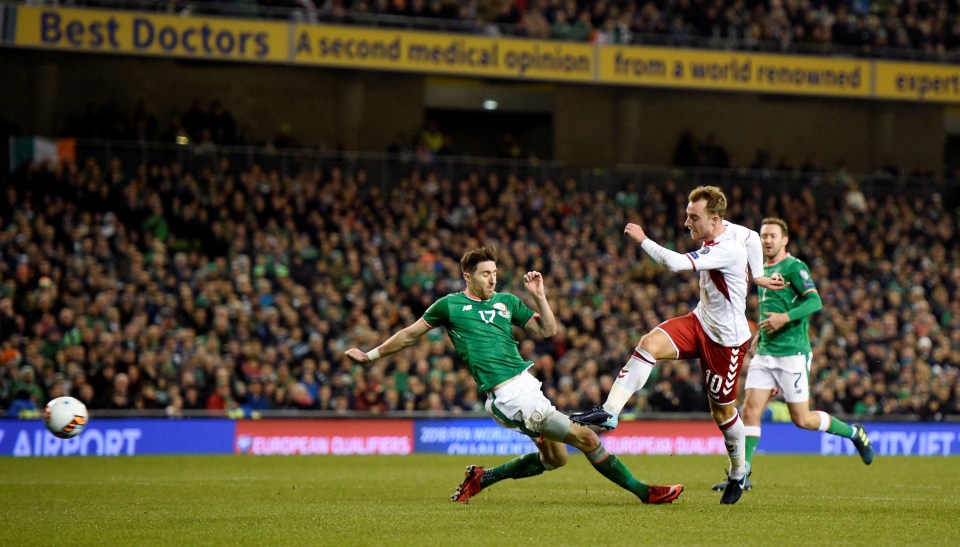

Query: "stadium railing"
left=71, top=139, right=958, bottom=206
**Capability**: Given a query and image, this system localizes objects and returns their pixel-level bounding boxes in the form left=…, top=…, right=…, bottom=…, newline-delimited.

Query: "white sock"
left=720, top=410, right=746, bottom=479
left=602, top=348, right=656, bottom=415
left=816, top=410, right=831, bottom=432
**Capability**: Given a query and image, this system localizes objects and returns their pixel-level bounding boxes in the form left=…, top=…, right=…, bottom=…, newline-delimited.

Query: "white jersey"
left=685, top=227, right=751, bottom=347
left=721, top=220, right=764, bottom=280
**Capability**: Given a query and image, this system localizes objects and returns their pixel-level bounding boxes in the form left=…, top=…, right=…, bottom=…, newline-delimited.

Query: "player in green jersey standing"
left=346, top=245, right=683, bottom=504
left=711, top=218, right=875, bottom=491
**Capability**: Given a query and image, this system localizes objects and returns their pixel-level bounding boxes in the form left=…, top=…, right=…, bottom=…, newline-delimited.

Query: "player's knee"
left=710, top=405, right=735, bottom=425
left=709, top=406, right=724, bottom=423
left=741, top=403, right=762, bottom=424
left=637, top=333, right=656, bottom=353
left=792, top=410, right=817, bottom=430
left=638, top=329, right=674, bottom=358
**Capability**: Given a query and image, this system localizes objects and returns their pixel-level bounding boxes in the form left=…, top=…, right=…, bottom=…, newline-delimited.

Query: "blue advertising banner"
left=413, top=418, right=960, bottom=457
left=414, top=418, right=538, bottom=455
left=753, top=422, right=960, bottom=456
left=3, top=418, right=957, bottom=457
left=0, top=419, right=235, bottom=457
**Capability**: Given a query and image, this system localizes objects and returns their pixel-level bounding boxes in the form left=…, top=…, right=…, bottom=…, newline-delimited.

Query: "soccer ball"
left=44, top=396, right=89, bottom=439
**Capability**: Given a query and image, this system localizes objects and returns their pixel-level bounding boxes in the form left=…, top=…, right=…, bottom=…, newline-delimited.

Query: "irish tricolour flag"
left=8, top=136, right=76, bottom=172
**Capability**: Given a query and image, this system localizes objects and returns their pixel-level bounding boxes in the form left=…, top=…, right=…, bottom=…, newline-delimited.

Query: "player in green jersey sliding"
left=711, top=217, right=875, bottom=492
left=346, top=245, right=683, bottom=504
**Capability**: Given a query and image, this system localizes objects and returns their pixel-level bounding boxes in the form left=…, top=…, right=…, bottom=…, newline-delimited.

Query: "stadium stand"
left=49, top=0, right=960, bottom=59
left=1, top=145, right=957, bottom=422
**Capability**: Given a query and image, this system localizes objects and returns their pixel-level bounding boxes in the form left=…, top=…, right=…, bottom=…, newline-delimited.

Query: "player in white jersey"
left=571, top=186, right=785, bottom=505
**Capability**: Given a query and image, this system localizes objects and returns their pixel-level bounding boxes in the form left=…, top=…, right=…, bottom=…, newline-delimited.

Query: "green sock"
left=591, top=453, right=650, bottom=501
left=480, top=452, right=546, bottom=488
left=827, top=416, right=855, bottom=438
left=745, top=435, right=759, bottom=465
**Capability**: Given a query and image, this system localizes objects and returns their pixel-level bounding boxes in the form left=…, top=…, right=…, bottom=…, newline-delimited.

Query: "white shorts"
left=485, top=371, right=559, bottom=439
left=744, top=353, right=812, bottom=404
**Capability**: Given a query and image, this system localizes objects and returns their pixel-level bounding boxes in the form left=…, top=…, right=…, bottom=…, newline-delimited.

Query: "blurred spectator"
left=497, top=132, right=524, bottom=159
left=244, top=379, right=273, bottom=411
left=7, top=389, right=39, bottom=418
left=352, top=381, right=387, bottom=412
left=208, top=100, right=237, bottom=145
left=182, top=98, right=209, bottom=142
left=10, top=366, right=44, bottom=405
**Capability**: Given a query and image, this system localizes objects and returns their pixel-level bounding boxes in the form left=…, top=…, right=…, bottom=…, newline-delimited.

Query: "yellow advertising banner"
left=874, top=61, right=960, bottom=102
left=11, top=6, right=960, bottom=103
left=290, top=25, right=594, bottom=82
left=14, top=6, right=288, bottom=62
left=599, top=46, right=871, bottom=98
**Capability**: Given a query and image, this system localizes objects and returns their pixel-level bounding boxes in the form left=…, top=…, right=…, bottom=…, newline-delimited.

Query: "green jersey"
left=757, top=254, right=818, bottom=356
left=422, top=291, right=537, bottom=392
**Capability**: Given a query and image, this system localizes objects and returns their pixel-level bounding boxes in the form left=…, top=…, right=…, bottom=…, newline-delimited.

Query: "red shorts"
left=655, top=312, right=748, bottom=405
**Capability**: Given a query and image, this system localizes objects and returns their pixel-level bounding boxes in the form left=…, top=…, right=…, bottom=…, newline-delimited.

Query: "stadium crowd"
left=1, top=151, right=958, bottom=422
left=63, top=0, right=960, bottom=57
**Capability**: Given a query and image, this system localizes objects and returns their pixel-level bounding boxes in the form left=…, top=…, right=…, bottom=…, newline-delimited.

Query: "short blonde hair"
left=688, top=186, right=727, bottom=218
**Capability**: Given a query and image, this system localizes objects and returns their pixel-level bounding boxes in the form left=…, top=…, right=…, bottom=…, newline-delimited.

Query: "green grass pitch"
left=2, top=454, right=958, bottom=546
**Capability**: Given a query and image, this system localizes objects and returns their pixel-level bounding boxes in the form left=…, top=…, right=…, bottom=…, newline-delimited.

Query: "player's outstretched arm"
left=626, top=222, right=693, bottom=272
left=523, top=271, right=558, bottom=337
left=344, top=319, right=432, bottom=363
